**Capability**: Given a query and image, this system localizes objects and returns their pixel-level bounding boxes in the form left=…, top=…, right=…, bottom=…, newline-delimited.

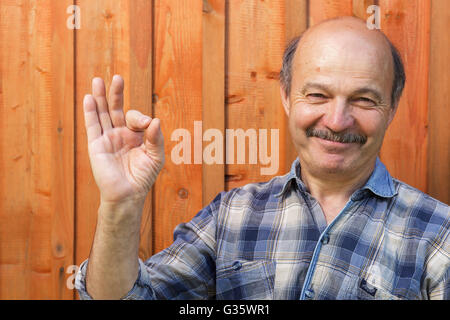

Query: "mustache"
left=306, top=127, right=367, bottom=144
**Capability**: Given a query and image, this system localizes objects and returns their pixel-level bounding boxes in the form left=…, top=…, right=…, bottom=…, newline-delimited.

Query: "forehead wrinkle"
left=293, top=18, right=394, bottom=88
left=298, top=41, right=389, bottom=75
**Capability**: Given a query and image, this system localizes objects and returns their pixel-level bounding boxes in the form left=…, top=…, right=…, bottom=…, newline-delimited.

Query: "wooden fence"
left=0, top=0, right=448, bottom=299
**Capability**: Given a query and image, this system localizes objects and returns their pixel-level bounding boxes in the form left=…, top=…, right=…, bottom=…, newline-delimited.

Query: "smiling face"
left=281, top=18, right=397, bottom=179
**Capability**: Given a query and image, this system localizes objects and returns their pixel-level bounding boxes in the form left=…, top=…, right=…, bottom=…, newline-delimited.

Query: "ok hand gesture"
left=83, top=75, right=165, bottom=204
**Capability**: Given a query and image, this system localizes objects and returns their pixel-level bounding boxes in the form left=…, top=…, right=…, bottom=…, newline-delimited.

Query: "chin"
left=309, top=153, right=357, bottom=175
left=317, top=161, right=349, bottom=174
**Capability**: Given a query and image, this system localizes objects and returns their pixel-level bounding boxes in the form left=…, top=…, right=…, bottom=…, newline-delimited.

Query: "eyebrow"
left=351, top=87, right=384, bottom=103
left=300, top=82, right=331, bottom=95
left=300, top=82, right=384, bottom=103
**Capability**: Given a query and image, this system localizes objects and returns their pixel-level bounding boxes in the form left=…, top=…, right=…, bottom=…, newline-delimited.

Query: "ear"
left=280, top=86, right=290, bottom=117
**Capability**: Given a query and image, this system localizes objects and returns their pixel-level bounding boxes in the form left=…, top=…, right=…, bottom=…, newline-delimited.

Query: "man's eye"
left=306, top=93, right=328, bottom=102
left=352, top=97, right=376, bottom=107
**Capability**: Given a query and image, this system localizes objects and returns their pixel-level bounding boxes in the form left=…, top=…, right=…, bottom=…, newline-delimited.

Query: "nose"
left=322, top=97, right=354, bottom=132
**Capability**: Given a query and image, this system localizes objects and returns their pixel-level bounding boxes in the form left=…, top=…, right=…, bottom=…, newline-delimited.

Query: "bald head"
left=280, top=16, right=405, bottom=108
left=302, top=16, right=389, bottom=45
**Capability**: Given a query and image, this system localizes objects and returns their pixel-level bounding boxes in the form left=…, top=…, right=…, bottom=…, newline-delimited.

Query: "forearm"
left=86, top=199, right=145, bottom=299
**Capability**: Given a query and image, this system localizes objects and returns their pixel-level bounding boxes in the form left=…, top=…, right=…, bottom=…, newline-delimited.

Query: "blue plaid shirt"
left=76, top=158, right=449, bottom=300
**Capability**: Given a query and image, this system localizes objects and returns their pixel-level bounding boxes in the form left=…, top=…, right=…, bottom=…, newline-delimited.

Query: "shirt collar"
left=274, top=157, right=302, bottom=198
left=360, top=157, right=397, bottom=198
left=275, top=157, right=397, bottom=199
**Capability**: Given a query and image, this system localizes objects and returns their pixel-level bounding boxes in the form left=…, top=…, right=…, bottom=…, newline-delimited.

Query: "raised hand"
left=83, top=75, right=165, bottom=204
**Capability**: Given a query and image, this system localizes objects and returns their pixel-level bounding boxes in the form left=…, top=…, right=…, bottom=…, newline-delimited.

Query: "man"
left=76, top=16, right=449, bottom=300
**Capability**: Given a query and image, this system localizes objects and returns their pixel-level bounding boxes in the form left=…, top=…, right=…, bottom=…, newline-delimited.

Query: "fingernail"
left=141, top=116, right=151, bottom=124
left=92, top=77, right=103, bottom=85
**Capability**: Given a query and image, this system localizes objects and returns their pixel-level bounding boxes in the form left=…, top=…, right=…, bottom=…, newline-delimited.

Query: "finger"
left=144, top=118, right=164, bottom=147
left=125, top=109, right=151, bottom=132
left=92, top=77, right=113, bottom=131
left=108, top=75, right=126, bottom=127
left=83, top=94, right=102, bottom=143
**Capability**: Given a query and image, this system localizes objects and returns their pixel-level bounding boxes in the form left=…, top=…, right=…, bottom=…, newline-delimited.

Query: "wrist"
left=98, top=197, right=146, bottom=228
left=99, top=195, right=146, bottom=209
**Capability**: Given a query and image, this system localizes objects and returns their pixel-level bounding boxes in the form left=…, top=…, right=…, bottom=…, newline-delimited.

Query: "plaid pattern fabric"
left=76, top=158, right=449, bottom=300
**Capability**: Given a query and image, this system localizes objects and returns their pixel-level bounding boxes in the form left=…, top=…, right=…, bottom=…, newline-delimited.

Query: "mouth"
left=312, top=136, right=360, bottom=152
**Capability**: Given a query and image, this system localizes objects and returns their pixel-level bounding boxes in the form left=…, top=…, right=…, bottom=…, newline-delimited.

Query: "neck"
left=299, top=159, right=376, bottom=204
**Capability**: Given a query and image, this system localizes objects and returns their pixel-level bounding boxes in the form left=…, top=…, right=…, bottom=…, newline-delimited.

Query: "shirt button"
left=305, top=289, right=314, bottom=299
left=232, top=261, right=242, bottom=271
left=321, top=234, right=330, bottom=244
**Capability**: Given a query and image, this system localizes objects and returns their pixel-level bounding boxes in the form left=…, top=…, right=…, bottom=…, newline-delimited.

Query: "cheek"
left=290, top=104, right=322, bottom=130
left=353, top=109, right=390, bottom=140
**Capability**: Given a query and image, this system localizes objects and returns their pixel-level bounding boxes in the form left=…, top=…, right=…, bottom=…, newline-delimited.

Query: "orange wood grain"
left=378, top=0, right=430, bottom=193
left=152, top=0, right=204, bottom=253
left=352, top=0, right=377, bottom=20
left=226, top=0, right=289, bottom=190
left=202, top=0, right=225, bottom=206
left=428, top=0, right=449, bottom=204
left=309, top=0, right=353, bottom=26
left=129, top=0, right=154, bottom=261
left=74, top=0, right=153, bottom=280
left=0, top=0, right=448, bottom=300
left=0, top=0, right=74, bottom=299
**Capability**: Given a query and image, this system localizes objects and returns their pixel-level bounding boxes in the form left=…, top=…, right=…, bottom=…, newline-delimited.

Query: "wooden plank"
left=153, top=0, right=203, bottom=253
left=378, top=0, right=430, bottom=193
left=284, top=0, right=308, bottom=170
left=74, top=0, right=153, bottom=281
left=309, top=0, right=353, bottom=26
left=428, top=0, right=449, bottom=204
left=0, top=0, right=74, bottom=299
left=202, top=0, right=225, bottom=206
left=129, top=0, right=154, bottom=262
left=352, top=0, right=377, bottom=20
left=226, top=0, right=288, bottom=190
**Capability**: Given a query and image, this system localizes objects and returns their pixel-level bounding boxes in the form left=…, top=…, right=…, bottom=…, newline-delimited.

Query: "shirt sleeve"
left=75, top=258, right=156, bottom=300
left=429, top=267, right=449, bottom=300
left=75, top=191, right=224, bottom=300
